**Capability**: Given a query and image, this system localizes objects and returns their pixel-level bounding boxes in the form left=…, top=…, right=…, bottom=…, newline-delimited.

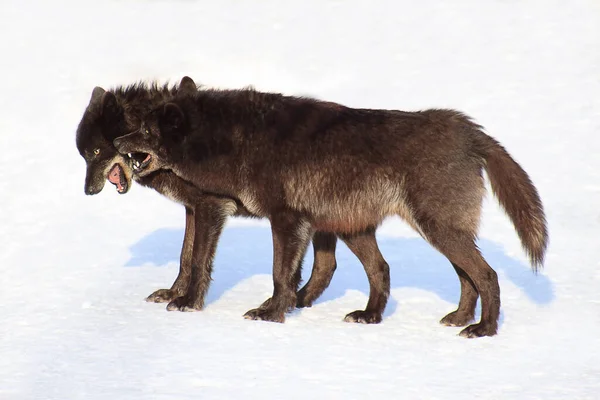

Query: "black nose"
left=113, top=137, right=124, bottom=150
left=86, top=186, right=101, bottom=195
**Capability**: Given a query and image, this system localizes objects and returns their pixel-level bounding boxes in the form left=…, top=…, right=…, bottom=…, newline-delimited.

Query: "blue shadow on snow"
left=125, top=225, right=554, bottom=311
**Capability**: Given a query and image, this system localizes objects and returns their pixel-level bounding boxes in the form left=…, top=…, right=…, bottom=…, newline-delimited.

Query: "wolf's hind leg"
left=424, top=225, right=500, bottom=338
left=340, top=229, right=389, bottom=324
left=408, top=160, right=494, bottom=336
left=439, top=262, right=478, bottom=327
left=296, top=232, right=338, bottom=308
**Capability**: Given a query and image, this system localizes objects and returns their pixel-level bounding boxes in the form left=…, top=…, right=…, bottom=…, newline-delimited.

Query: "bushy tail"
left=476, top=132, right=548, bottom=271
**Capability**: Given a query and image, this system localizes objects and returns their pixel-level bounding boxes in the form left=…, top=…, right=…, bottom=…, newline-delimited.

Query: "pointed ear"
left=162, top=103, right=185, bottom=130
left=179, top=76, right=197, bottom=95
left=100, top=91, right=121, bottom=118
left=86, top=86, right=105, bottom=111
left=90, top=86, right=105, bottom=103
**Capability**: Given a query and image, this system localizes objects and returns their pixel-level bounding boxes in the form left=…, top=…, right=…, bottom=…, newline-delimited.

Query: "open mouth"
left=126, top=152, right=152, bottom=173
left=108, top=163, right=128, bottom=193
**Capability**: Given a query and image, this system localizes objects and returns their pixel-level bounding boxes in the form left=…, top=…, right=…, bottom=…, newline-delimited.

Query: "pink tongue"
left=143, top=154, right=151, bottom=163
left=108, top=165, right=124, bottom=191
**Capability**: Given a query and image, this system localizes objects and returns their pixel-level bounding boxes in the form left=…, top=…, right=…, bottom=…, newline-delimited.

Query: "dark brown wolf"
left=75, top=77, right=356, bottom=312
left=113, top=86, right=548, bottom=337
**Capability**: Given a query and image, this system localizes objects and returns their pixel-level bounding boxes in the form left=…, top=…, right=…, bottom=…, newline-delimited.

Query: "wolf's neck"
left=171, top=162, right=238, bottom=200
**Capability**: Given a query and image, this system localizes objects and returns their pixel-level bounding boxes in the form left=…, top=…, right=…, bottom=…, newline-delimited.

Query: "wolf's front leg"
left=244, top=213, right=312, bottom=323
left=166, top=200, right=233, bottom=312
left=146, top=206, right=195, bottom=303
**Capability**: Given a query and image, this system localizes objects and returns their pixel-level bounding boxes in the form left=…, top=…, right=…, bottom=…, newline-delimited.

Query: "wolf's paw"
left=295, top=289, right=314, bottom=308
left=243, top=307, right=285, bottom=323
left=166, top=296, right=203, bottom=312
left=258, top=297, right=272, bottom=309
left=459, top=322, right=497, bottom=338
left=439, top=310, right=474, bottom=327
left=145, top=289, right=182, bottom=303
left=343, top=310, right=383, bottom=324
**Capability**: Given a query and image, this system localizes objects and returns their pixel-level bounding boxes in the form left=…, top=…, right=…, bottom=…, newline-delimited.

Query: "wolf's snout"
left=113, top=136, right=133, bottom=154
left=113, top=137, right=124, bottom=152
left=84, top=166, right=105, bottom=196
left=85, top=185, right=102, bottom=195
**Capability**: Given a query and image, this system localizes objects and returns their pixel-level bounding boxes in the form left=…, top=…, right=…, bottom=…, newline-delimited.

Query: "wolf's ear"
left=162, top=103, right=185, bottom=131
left=86, top=86, right=106, bottom=112
left=100, top=91, right=121, bottom=118
left=179, top=76, right=197, bottom=95
left=90, top=86, right=105, bottom=104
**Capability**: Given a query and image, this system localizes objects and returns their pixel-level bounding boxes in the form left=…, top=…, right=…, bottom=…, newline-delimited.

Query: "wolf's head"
left=76, top=76, right=198, bottom=194
left=113, top=101, right=187, bottom=177
left=75, top=87, right=134, bottom=195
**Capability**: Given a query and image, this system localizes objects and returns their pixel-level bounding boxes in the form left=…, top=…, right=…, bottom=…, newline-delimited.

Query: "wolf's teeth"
left=128, top=153, right=132, bottom=158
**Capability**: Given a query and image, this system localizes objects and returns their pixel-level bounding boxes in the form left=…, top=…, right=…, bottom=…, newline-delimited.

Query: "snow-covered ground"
left=2, top=0, right=599, bottom=398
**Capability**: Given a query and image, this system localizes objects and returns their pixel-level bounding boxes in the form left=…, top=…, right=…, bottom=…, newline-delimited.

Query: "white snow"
left=2, top=0, right=599, bottom=398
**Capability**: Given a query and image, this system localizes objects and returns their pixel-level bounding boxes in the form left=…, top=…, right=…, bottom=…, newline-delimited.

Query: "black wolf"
left=113, top=86, right=548, bottom=337
left=75, top=77, right=355, bottom=312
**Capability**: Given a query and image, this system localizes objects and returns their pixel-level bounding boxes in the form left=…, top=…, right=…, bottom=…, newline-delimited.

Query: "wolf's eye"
left=93, top=148, right=100, bottom=155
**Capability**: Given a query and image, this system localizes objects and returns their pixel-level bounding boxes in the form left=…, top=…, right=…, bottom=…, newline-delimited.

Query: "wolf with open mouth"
left=113, top=85, right=548, bottom=337
left=75, top=77, right=361, bottom=312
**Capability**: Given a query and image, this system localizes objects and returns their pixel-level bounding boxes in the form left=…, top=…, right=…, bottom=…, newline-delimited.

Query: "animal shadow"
left=126, top=225, right=554, bottom=315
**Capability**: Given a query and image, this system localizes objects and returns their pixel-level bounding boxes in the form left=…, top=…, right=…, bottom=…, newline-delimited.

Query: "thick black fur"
left=113, top=85, right=548, bottom=337
left=76, top=77, right=349, bottom=311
